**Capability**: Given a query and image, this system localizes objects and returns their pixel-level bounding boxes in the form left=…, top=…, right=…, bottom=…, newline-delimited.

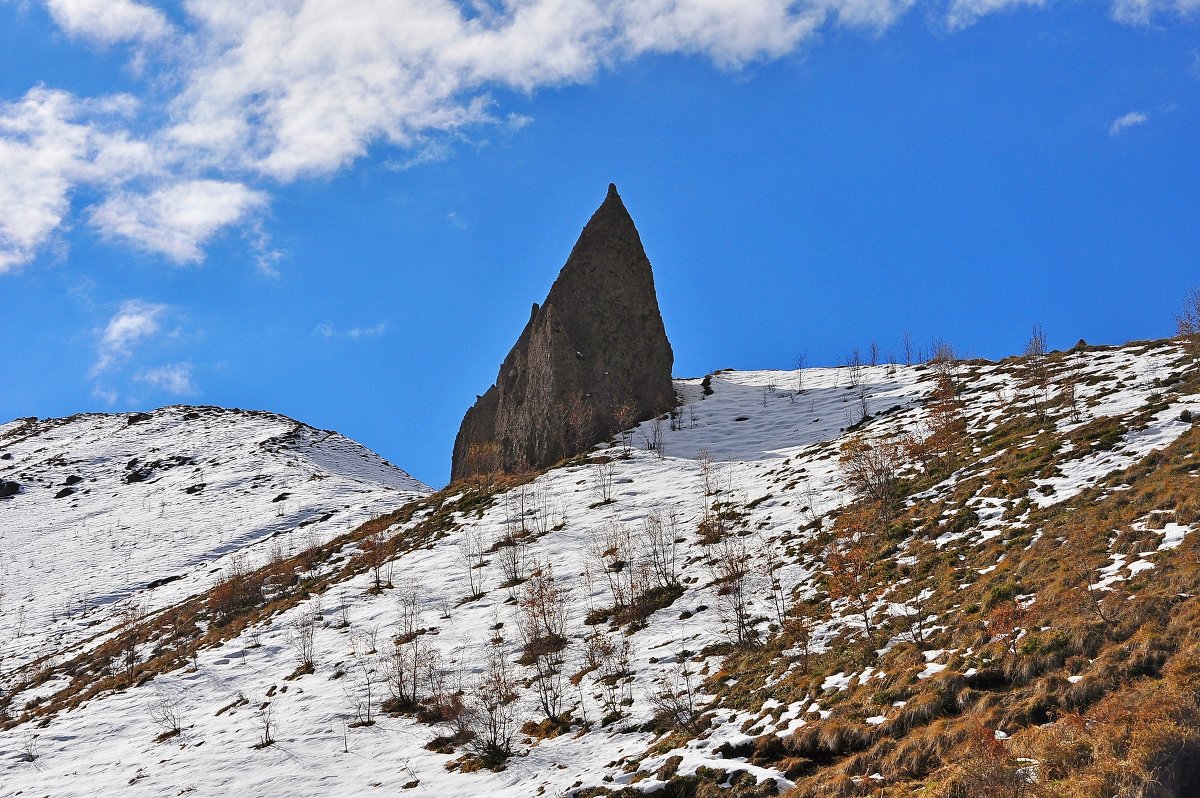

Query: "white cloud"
left=0, top=88, right=159, bottom=271
left=945, top=0, right=1046, bottom=30
left=43, top=0, right=172, bottom=45
left=162, top=0, right=938, bottom=181
left=135, top=362, right=197, bottom=395
left=89, top=180, right=269, bottom=263
left=1111, top=0, right=1200, bottom=25
left=3, top=0, right=1197, bottom=269
left=1109, top=110, right=1149, bottom=136
left=92, top=299, right=169, bottom=375
left=314, top=321, right=389, bottom=339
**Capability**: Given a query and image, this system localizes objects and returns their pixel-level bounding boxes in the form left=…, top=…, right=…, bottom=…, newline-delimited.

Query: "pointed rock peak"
left=451, top=185, right=675, bottom=481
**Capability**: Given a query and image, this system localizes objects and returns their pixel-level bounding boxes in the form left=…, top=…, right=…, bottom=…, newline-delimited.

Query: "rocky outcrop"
left=451, top=184, right=675, bottom=481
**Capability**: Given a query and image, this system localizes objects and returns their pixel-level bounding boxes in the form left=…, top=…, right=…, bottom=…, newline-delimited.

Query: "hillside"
left=2, top=338, right=1199, bottom=797
left=0, top=406, right=429, bottom=682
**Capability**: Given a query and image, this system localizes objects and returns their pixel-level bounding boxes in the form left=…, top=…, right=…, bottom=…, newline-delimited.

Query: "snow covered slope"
left=0, top=406, right=429, bottom=679
left=2, top=340, right=1199, bottom=797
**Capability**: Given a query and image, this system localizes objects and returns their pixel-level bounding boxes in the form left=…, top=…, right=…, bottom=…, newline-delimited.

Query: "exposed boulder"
left=0, top=480, right=19, bottom=498
left=451, top=184, right=675, bottom=481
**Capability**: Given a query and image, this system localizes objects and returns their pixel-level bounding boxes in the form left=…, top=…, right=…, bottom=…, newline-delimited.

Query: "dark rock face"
left=0, top=480, right=19, bottom=498
left=451, top=184, right=675, bottom=481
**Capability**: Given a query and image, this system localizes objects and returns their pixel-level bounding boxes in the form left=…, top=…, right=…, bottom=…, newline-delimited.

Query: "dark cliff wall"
left=451, top=184, right=675, bottom=481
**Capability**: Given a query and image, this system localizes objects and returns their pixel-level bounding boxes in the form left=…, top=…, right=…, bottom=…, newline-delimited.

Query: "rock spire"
left=450, top=184, right=675, bottom=481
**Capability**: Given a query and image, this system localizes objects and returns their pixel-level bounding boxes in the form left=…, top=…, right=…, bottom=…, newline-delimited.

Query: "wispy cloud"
left=135, top=362, right=197, bottom=395
left=1111, top=0, right=1200, bottom=25
left=945, top=0, right=1046, bottom=30
left=314, top=321, right=389, bottom=340
left=92, top=299, right=169, bottom=376
left=1109, top=110, right=1149, bottom=136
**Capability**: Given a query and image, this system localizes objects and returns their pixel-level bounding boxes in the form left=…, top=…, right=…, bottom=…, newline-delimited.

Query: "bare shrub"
left=288, top=609, right=318, bottom=672
left=649, top=653, right=703, bottom=734
left=361, top=524, right=392, bottom=593
left=460, top=442, right=502, bottom=481
left=461, top=639, right=520, bottom=767
left=643, top=510, right=681, bottom=590
left=209, top=554, right=264, bottom=625
left=825, top=510, right=881, bottom=640
left=516, top=562, right=572, bottom=723
left=644, top=415, right=665, bottom=457
left=560, top=392, right=596, bottom=458
left=117, top=598, right=145, bottom=682
left=148, top=683, right=186, bottom=739
left=386, top=584, right=433, bottom=710
left=612, top=401, right=638, bottom=457
left=845, top=349, right=864, bottom=388
left=591, top=458, right=616, bottom=504
left=584, top=630, right=633, bottom=720
left=758, top=533, right=787, bottom=628
left=1177, top=287, right=1200, bottom=358
left=493, top=529, right=529, bottom=593
left=840, top=436, right=905, bottom=522
left=941, top=724, right=1034, bottom=797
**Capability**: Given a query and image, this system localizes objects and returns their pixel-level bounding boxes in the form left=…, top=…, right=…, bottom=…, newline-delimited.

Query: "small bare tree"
left=613, top=401, right=638, bottom=457
left=361, top=524, right=391, bottom=593
left=642, top=511, right=681, bottom=590
left=288, top=609, right=318, bottom=672
left=758, top=534, right=787, bottom=629
left=584, top=630, right=633, bottom=720
left=845, top=350, right=864, bottom=388
left=708, top=533, right=757, bottom=647
left=458, top=528, right=487, bottom=598
left=1023, top=323, right=1051, bottom=420
left=148, top=683, right=186, bottom=739
left=561, top=392, right=597, bottom=458
left=1177, top=287, right=1200, bottom=359
left=517, top=564, right=571, bottom=727
left=794, top=352, right=808, bottom=393
left=387, top=583, right=433, bottom=709
left=344, top=636, right=381, bottom=727
left=117, top=598, right=145, bottom=682
left=255, top=702, right=276, bottom=748
left=591, top=458, right=616, bottom=504
left=644, top=416, right=666, bottom=457
left=825, top=510, right=880, bottom=640
left=902, top=331, right=914, bottom=367
left=589, top=523, right=648, bottom=614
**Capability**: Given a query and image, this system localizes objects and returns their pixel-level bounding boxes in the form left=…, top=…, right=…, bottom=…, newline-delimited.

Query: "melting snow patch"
left=1159, top=523, right=1193, bottom=551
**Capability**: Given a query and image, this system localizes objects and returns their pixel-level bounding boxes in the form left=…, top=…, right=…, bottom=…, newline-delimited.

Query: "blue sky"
left=1, top=0, right=1197, bottom=487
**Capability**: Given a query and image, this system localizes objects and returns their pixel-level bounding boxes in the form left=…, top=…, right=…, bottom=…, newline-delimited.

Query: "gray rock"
left=0, top=480, right=19, bottom=498
left=451, top=184, right=675, bottom=481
